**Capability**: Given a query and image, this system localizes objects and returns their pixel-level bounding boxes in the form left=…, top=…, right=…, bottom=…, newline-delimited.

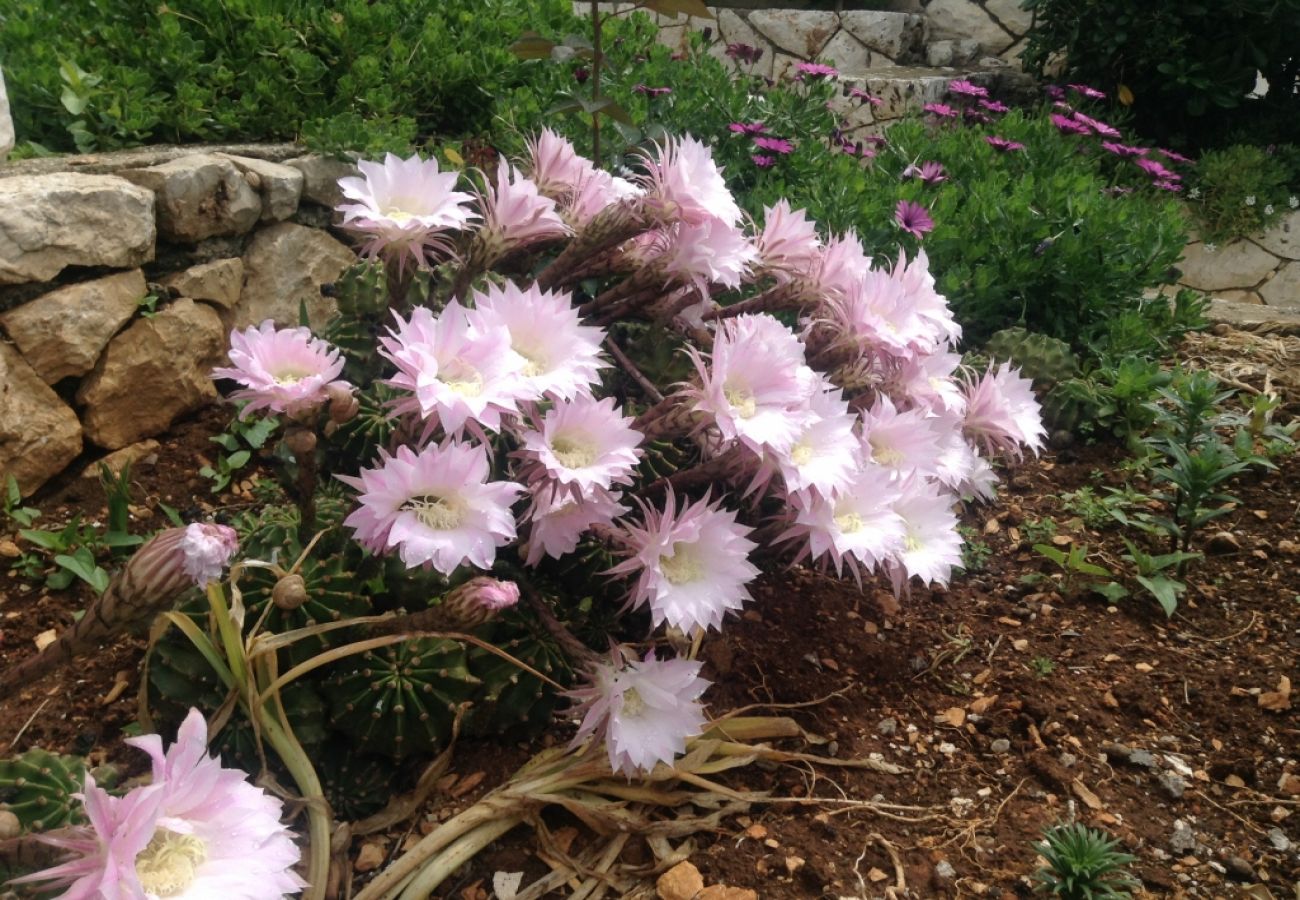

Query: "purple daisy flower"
left=903, top=160, right=948, bottom=185
left=1100, top=141, right=1147, bottom=158
left=894, top=200, right=934, bottom=238
left=633, top=84, right=672, bottom=97
left=795, top=61, right=839, bottom=78
left=979, top=98, right=1010, bottom=113
left=984, top=135, right=1025, bottom=152
left=728, top=121, right=767, bottom=135
left=1135, top=157, right=1179, bottom=181
left=726, top=43, right=764, bottom=64
left=1158, top=147, right=1194, bottom=164
left=1050, top=113, right=1091, bottom=136
left=848, top=86, right=884, bottom=106
left=1067, top=83, right=1107, bottom=99
left=753, top=136, right=795, bottom=154
left=947, top=79, right=989, bottom=99
left=751, top=154, right=776, bottom=168
left=923, top=102, right=957, bottom=119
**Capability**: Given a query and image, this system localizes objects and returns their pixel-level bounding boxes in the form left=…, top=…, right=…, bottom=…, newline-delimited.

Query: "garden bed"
left=2, top=330, right=1297, bottom=898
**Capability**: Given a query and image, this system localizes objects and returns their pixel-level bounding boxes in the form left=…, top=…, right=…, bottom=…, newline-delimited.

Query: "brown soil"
left=2, top=336, right=1298, bottom=898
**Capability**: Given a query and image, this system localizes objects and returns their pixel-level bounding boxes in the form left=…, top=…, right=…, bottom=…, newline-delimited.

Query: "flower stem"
left=395, top=815, right=524, bottom=900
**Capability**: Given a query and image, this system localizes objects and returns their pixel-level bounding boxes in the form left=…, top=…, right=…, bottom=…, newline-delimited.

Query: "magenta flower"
left=213, top=321, right=350, bottom=417
left=340, top=442, right=523, bottom=574
left=960, top=363, right=1046, bottom=458
left=727, top=121, right=767, bottom=135
left=633, top=84, right=672, bottom=97
left=1153, top=180, right=1183, bottom=192
left=1158, top=147, right=1193, bottom=164
left=903, top=160, right=948, bottom=185
left=1050, top=113, right=1091, bottom=135
left=984, top=135, right=1025, bottom=152
left=751, top=154, right=776, bottom=168
left=753, top=136, right=795, bottom=155
left=337, top=152, right=476, bottom=266
left=1067, top=83, right=1106, bottom=99
left=1045, top=85, right=1067, bottom=101
left=16, top=709, right=303, bottom=899
left=947, top=79, right=988, bottom=99
left=523, top=486, right=627, bottom=566
left=473, top=157, right=569, bottom=261
left=894, top=200, right=934, bottom=238
left=1100, top=141, right=1147, bottom=158
left=1071, top=111, right=1120, bottom=138
left=848, top=86, right=884, bottom=106
left=520, top=395, right=643, bottom=496
left=567, top=648, right=709, bottom=777
left=725, top=43, right=765, bottom=64
left=794, top=61, right=839, bottom=79
left=1134, top=157, right=1179, bottom=181
left=923, top=102, right=957, bottom=119
left=979, top=98, right=1010, bottom=114
left=640, top=134, right=742, bottom=228
left=611, top=491, right=760, bottom=633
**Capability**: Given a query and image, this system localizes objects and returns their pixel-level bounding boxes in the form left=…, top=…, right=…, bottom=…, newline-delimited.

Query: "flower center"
left=835, top=510, right=864, bottom=534
left=440, top=360, right=483, bottom=398
left=404, top=495, right=466, bottom=530
left=550, top=435, right=597, bottom=470
left=904, top=531, right=922, bottom=553
left=659, top=541, right=702, bottom=585
left=790, top=441, right=814, bottom=466
left=383, top=206, right=416, bottom=224
left=135, top=829, right=207, bottom=897
left=273, top=367, right=314, bottom=386
left=516, top=345, right=549, bottom=378
left=870, top=438, right=903, bottom=467
left=620, top=686, right=647, bottom=718
left=723, top=385, right=757, bottom=419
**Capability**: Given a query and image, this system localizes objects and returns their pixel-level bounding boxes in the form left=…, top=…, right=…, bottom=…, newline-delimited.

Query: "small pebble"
left=1129, top=749, right=1157, bottom=768
left=990, top=738, right=1011, bottom=754
left=1224, top=856, right=1256, bottom=882
left=1170, top=819, right=1196, bottom=854
left=1158, top=772, right=1187, bottom=800
left=1267, top=827, right=1290, bottom=851
left=934, top=860, right=956, bottom=881
left=877, top=717, right=898, bottom=736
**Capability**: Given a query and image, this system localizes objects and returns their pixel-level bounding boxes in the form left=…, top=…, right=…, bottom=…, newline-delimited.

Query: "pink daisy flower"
left=755, top=200, right=822, bottom=282
left=727, top=121, right=767, bottom=135
left=923, top=102, right=957, bottom=119
left=979, top=99, right=1010, bottom=114
left=960, top=363, right=1046, bottom=458
left=611, top=492, right=760, bottom=634
left=894, top=200, right=934, bottom=238
left=984, top=135, right=1025, bottom=152
left=523, top=486, right=627, bottom=566
left=16, top=709, right=302, bottom=900
left=795, top=61, right=838, bottom=78
left=784, top=463, right=906, bottom=580
left=213, top=321, right=350, bottom=417
left=381, top=300, right=526, bottom=434
left=686, top=313, right=817, bottom=456
left=473, top=157, right=569, bottom=261
left=1134, top=157, right=1179, bottom=181
left=339, top=442, right=523, bottom=574
left=751, top=154, right=776, bottom=168
left=753, top=136, right=795, bottom=155
left=1050, top=113, right=1091, bottom=136
left=520, top=395, right=643, bottom=496
left=567, top=648, right=709, bottom=776
left=640, top=135, right=742, bottom=228
left=903, top=160, right=948, bottom=185
left=337, top=152, right=476, bottom=266
left=888, top=476, right=963, bottom=589
left=1071, top=111, right=1120, bottom=137
left=947, top=79, right=988, bottom=99
left=1100, top=141, right=1147, bottom=158
left=467, top=281, right=606, bottom=402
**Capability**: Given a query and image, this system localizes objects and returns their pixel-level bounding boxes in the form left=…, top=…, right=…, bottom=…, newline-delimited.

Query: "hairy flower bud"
left=327, top=383, right=360, bottom=424
left=0, top=809, right=20, bottom=840
left=272, top=573, right=309, bottom=610
left=440, top=576, right=520, bottom=630
left=284, top=426, right=317, bottom=456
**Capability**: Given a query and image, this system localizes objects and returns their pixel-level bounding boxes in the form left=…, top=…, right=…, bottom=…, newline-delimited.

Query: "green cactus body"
left=326, top=638, right=479, bottom=759
left=328, top=384, right=397, bottom=467
left=464, top=615, right=572, bottom=740
left=0, top=749, right=86, bottom=832
left=237, top=553, right=371, bottom=666
left=984, top=327, right=1080, bottom=388
left=316, top=740, right=394, bottom=821
left=323, top=260, right=390, bottom=383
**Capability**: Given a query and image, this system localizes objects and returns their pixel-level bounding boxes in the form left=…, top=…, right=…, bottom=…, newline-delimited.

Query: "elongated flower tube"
left=639, top=135, right=742, bottom=228
left=519, top=395, right=643, bottom=496
left=213, top=321, right=351, bottom=417
left=15, top=709, right=303, bottom=899
left=337, top=152, right=476, bottom=266
left=0, top=524, right=237, bottom=693
left=610, top=491, right=759, bottom=634
left=339, top=442, right=523, bottom=575
left=960, top=363, right=1046, bottom=458
left=471, top=157, right=569, bottom=265
left=567, top=648, right=709, bottom=776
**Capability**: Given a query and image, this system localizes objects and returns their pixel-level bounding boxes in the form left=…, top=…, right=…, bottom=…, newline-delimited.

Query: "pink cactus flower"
left=888, top=476, right=963, bottom=589
left=339, top=442, right=523, bottom=574
left=770, top=385, right=861, bottom=498
left=525, top=127, right=592, bottom=198
left=523, top=486, right=627, bottom=566
left=520, top=395, right=643, bottom=496
left=563, top=166, right=643, bottom=229
left=859, top=396, right=946, bottom=479
left=213, top=321, right=351, bottom=417
left=755, top=200, right=822, bottom=282
left=784, top=463, right=906, bottom=580
left=177, top=523, right=239, bottom=588
left=474, top=157, right=569, bottom=259
left=960, top=363, right=1046, bottom=458
left=567, top=648, right=709, bottom=776
left=640, top=135, right=743, bottom=228
left=658, top=217, right=759, bottom=291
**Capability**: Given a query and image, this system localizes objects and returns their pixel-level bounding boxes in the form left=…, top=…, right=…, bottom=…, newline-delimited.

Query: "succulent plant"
left=464, top=612, right=572, bottom=741
left=326, top=383, right=398, bottom=468
left=0, top=749, right=86, bottom=832
left=322, top=260, right=390, bottom=383
left=316, top=740, right=394, bottom=822
left=231, top=490, right=352, bottom=560
left=984, top=327, right=1080, bottom=389
left=326, top=637, right=480, bottom=760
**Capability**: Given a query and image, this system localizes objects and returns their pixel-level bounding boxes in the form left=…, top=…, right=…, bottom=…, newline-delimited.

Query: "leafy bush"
left=1033, top=822, right=1138, bottom=898
left=1021, top=0, right=1300, bottom=149
left=1189, top=145, right=1294, bottom=242
left=0, top=0, right=579, bottom=155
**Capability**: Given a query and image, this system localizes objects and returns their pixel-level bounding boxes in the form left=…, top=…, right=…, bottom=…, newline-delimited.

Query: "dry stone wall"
left=1178, top=211, right=1300, bottom=331
left=0, top=146, right=360, bottom=496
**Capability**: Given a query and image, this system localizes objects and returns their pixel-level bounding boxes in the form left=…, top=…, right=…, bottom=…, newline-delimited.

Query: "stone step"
left=833, top=66, right=1000, bottom=135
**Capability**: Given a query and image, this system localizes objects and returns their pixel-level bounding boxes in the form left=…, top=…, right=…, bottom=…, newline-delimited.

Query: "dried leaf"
left=1258, top=675, right=1292, bottom=711
left=1071, top=778, right=1103, bottom=810
left=969, top=694, right=999, bottom=714
left=939, top=707, right=966, bottom=727
left=34, top=628, right=57, bottom=651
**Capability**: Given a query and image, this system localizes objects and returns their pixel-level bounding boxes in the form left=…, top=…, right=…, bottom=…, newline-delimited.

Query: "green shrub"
left=1033, top=822, right=1138, bottom=898
left=1190, top=144, right=1293, bottom=242
left=1021, top=0, right=1300, bottom=149
left=0, top=0, right=580, bottom=155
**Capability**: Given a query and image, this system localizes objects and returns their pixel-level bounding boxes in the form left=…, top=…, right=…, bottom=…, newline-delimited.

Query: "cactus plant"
left=326, top=638, right=480, bottom=760
left=316, top=740, right=394, bottom=822
left=0, top=749, right=86, bottom=832
left=237, top=551, right=372, bottom=666
left=464, top=612, right=572, bottom=740
left=984, top=327, right=1080, bottom=389
left=322, top=260, right=390, bottom=383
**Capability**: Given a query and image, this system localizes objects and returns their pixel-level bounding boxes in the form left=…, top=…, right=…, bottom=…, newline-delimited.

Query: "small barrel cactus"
left=237, top=552, right=372, bottom=665
left=316, top=740, right=394, bottom=822
left=0, top=749, right=86, bottom=832
left=984, top=327, right=1080, bottom=388
left=464, top=614, right=572, bottom=740
left=322, top=260, right=390, bottom=382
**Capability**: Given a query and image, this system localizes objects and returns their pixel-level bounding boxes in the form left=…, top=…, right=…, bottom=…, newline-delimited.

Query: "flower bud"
left=284, top=427, right=317, bottom=456
left=0, top=809, right=20, bottom=840
left=439, top=577, right=520, bottom=630
left=327, top=384, right=360, bottom=424
left=272, top=573, right=309, bottom=610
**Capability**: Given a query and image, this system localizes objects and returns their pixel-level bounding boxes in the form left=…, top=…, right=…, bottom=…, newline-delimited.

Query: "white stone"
left=1256, top=210, right=1300, bottom=260
left=0, top=173, right=156, bottom=285
left=859, top=67, right=991, bottom=120
left=1, top=269, right=145, bottom=384
left=286, top=154, right=360, bottom=209
left=924, top=0, right=1015, bottom=55
left=0, top=68, right=13, bottom=162
left=1179, top=239, right=1279, bottom=291
left=748, top=10, right=839, bottom=59
left=77, top=298, right=225, bottom=449
left=927, top=38, right=982, bottom=67
left=840, top=11, right=925, bottom=63
left=1206, top=297, right=1300, bottom=333
left=0, top=342, right=83, bottom=497
left=80, top=440, right=160, bottom=479
left=213, top=153, right=304, bottom=222
left=1259, top=261, right=1300, bottom=309
left=819, top=30, right=872, bottom=73
left=1217, top=288, right=1264, bottom=305
left=162, top=258, right=244, bottom=310
left=120, top=153, right=261, bottom=243
left=236, top=223, right=354, bottom=330
left=984, top=0, right=1034, bottom=39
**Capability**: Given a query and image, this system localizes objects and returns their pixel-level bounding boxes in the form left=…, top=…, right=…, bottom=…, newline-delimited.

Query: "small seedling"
left=958, top=525, right=993, bottom=573
left=1034, top=542, right=1110, bottom=594
left=201, top=413, right=278, bottom=493
left=1033, top=822, right=1138, bottom=898
left=1022, top=518, right=1059, bottom=545
left=2, top=475, right=40, bottom=528
left=1030, top=656, right=1056, bottom=677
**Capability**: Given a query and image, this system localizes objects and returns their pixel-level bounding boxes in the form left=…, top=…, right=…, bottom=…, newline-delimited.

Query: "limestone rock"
left=77, top=299, right=224, bottom=449
left=236, top=223, right=354, bottom=330
left=927, top=38, right=982, bottom=67
left=1179, top=239, right=1279, bottom=292
left=984, top=0, right=1034, bottom=39
left=0, top=173, right=155, bottom=285
left=1206, top=298, right=1300, bottom=334
left=710, top=10, right=776, bottom=79
left=840, top=11, right=926, bottom=63
left=748, top=10, right=839, bottom=58
left=656, top=861, right=704, bottom=900
left=1217, top=288, right=1264, bottom=305
left=0, top=67, right=13, bottom=162
left=80, top=439, right=160, bottom=479
left=120, top=153, right=261, bottom=243
left=1256, top=209, right=1300, bottom=260
left=286, top=154, right=360, bottom=209
left=0, top=342, right=83, bottom=497
left=923, top=0, right=1014, bottom=55
left=859, top=67, right=992, bottom=120
left=162, top=258, right=244, bottom=309
left=214, top=153, right=304, bottom=222
left=1259, top=260, right=1300, bottom=309
left=1, top=269, right=145, bottom=383
left=819, top=30, right=871, bottom=72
